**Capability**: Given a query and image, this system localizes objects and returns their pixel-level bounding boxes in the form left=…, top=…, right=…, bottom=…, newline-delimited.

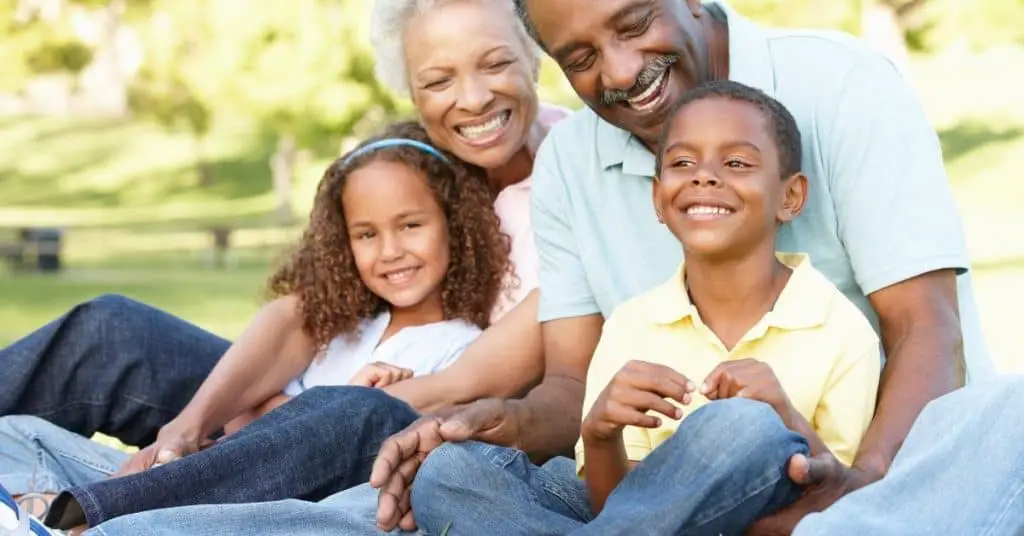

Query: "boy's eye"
left=725, top=159, right=751, bottom=169
left=401, top=222, right=422, bottom=230
left=670, top=158, right=695, bottom=168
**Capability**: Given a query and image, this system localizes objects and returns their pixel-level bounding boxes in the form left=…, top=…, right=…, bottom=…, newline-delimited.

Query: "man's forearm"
left=512, top=375, right=587, bottom=462
left=854, top=323, right=963, bottom=475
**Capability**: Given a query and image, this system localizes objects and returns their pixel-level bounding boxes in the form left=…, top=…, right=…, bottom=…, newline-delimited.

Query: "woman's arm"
left=384, top=290, right=544, bottom=413
left=163, top=295, right=317, bottom=441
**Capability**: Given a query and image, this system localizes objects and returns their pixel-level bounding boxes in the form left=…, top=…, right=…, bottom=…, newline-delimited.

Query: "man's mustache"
left=601, top=55, right=679, bottom=107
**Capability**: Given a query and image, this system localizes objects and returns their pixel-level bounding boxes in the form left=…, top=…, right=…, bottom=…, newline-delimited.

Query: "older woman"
left=0, top=0, right=571, bottom=532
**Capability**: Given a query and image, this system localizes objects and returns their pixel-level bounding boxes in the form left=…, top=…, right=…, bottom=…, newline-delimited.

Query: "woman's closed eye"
left=422, top=77, right=452, bottom=91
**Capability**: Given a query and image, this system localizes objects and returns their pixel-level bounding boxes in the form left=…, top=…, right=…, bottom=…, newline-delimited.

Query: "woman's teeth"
left=457, top=111, right=509, bottom=139
left=626, top=70, right=668, bottom=111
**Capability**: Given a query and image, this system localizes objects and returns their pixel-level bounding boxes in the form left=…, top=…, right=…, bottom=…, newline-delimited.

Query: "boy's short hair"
left=655, top=80, right=803, bottom=179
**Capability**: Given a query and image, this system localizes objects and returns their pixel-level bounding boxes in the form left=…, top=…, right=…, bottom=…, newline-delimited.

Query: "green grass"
left=1, top=49, right=1023, bottom=377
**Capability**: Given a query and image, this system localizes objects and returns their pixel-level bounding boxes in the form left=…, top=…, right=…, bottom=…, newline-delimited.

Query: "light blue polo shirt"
left=531, top=1, right=993, bottom=380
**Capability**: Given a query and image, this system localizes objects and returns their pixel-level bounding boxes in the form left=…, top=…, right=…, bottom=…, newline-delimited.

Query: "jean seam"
left=49, top=445, right=120, bottom=476
left=684, top=464, right=787, bottom=531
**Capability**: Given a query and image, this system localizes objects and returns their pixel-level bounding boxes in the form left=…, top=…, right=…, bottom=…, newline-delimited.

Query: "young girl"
left=0, top=120, right=513, bottom=533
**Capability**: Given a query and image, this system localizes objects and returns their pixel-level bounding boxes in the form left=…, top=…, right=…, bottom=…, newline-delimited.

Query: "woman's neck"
left=485, top=114, right=547, bottom=195
left=684, top=242, right=790, bottom=350
left=486, top=145, right=534, bottom=196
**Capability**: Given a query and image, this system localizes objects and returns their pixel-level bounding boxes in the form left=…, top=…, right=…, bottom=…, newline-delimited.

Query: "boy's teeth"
left=686, top=205, right=733, bottom=216
left=626, top=70, right=666, bottom=109
left=457, top=112, right=509, bottom=139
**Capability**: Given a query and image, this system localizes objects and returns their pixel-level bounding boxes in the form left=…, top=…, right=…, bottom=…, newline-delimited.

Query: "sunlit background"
left=2, top=0, right=1022, bottom=376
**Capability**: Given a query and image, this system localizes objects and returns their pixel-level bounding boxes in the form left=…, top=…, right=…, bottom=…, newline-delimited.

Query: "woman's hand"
left=349, top=362, right=415, bottom=388
left=581, top=360, right=695, bottom=444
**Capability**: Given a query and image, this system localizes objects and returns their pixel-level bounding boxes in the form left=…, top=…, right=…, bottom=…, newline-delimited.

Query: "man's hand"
left=369, top=399, right=523, bottom=532
left=701, top=359, right=793, bottom=416
left=350, top=362, right=415, bottom=389
left=113, top=429, right=213, bottom=477
left=581, top=360, right=694, bottom=444
left=745, top=452, right=882, bottom=535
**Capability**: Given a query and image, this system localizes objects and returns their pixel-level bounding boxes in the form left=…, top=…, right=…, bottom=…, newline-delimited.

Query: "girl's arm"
left=161, top=295, right=317, bottom=442
left=581, top=436, right=637, bottom=514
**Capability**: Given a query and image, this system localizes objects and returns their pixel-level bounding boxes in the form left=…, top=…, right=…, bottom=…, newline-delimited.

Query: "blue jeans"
left=31, top=376, right=1023, bottom=536
left=0, top=294, right=229, bottom=447
left=412, top=398, right=807, bottom=536
left=37, top=386, right=418, bottom=528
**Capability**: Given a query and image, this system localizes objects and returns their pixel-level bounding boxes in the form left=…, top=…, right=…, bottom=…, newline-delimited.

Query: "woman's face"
left=403, top=0, right=539, bottom=171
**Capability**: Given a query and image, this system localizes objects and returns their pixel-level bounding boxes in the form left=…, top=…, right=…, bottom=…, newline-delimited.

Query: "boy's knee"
left=413, top=441, right=506, bottom=502
left=668, top=399, right=791, bottom=451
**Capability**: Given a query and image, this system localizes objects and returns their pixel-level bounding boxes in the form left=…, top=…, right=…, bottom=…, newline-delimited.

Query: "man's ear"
left=652, top=176, right=664, bottom=223
left=777, top=173, right=808, bottom=223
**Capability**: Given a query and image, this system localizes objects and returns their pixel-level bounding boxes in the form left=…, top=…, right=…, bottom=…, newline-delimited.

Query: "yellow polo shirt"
left=576, top=254, right=880, bottom=474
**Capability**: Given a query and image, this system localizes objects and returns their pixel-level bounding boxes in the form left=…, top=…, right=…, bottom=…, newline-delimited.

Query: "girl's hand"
left=350, top=362, right=415, bottom=388
left=701, top=359, right=793, bottom=417
left=581, top=360, right=695, bottom=444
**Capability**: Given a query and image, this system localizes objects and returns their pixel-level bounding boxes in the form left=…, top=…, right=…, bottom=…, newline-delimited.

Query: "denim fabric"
left=794, top=374, right=1024, bottom=536
left=86, top=482, right=398, bottom=536
left=0, top=416, right=128, bottom=496
left=51, top=386, right=419, bottom=528
left=412, top=398, right=807, bottom=536
left=0, top=294, right=229, bottom=447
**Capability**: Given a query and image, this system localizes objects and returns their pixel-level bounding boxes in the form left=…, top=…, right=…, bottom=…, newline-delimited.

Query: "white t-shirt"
left=282, top=311, right=481, bottom=396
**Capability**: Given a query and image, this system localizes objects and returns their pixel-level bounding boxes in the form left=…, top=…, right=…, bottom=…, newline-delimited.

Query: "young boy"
left=576, top=80, right=881, bottom=535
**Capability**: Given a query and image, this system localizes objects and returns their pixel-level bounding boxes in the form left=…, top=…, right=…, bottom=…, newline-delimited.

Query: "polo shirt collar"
left=646, top=253, right=834, bottom=332
left=595, top=1, right=777, bottom=174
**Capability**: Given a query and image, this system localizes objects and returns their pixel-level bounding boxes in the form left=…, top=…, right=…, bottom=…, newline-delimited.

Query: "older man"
left=36, top=1, right=1020, bottom=535
left=375, top=1, right=1019, bottom=535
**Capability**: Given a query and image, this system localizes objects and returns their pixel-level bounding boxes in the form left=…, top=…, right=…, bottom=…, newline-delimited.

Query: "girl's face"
left=404, top=0, right=539, bottom=171
left=343, top=160, right=450, bottom=318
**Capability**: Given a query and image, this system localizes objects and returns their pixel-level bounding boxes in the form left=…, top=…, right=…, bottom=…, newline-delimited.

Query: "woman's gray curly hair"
left=370, top=0, right=542, bottom=97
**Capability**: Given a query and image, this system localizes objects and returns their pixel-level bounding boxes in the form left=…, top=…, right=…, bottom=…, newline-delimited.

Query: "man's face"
left=524, top=0, right=707, bottom=147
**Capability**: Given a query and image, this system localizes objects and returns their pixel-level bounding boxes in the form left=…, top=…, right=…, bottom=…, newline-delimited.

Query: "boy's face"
left=653, top=97, right=806, bottom=260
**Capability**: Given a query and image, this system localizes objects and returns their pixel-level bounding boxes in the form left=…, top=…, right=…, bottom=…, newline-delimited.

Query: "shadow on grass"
left=939, top=120, right=1024, bottom=166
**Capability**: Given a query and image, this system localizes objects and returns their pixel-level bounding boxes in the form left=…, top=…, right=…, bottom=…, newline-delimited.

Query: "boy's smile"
left=654, top=96, right=804, bottom=261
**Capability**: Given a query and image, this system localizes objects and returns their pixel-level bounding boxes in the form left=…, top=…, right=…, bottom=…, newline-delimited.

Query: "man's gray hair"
left=370, top=0, right=543, bottom=97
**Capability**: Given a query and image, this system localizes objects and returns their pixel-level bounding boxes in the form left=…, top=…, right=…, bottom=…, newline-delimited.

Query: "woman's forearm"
left=168, top=296, right=316, bottom=439
left=384, top=291, right=544, bottom=413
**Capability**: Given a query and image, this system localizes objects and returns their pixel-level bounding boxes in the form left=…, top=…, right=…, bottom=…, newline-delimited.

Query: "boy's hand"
left=349, top=362, right=415, bottom=388
left=581, top=360, right=695, bottom=443
left=701, top=359, right=793, bottom=416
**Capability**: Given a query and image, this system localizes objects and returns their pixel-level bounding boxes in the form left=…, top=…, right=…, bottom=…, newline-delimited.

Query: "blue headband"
left=342, top=138, right=450, bottom=166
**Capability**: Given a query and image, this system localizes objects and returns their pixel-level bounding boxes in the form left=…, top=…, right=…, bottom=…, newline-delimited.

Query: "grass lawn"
left=1, top=49, right=1023, bottom=379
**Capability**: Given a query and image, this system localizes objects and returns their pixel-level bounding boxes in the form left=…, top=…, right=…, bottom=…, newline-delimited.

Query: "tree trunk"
left=861, top=0, right=910, bottom=74
left=270, top=134, right=297, bottom=223
left=194, top=135, right=214, bottom=187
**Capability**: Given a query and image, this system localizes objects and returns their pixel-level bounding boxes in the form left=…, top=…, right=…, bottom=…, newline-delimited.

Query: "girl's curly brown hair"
left=267, top=121, right=512, bottom=354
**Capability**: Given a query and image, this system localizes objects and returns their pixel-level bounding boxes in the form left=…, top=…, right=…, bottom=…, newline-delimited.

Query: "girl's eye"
left=402, top=222, right=422, bottom=230
left=356, top=231, right=375, bottom=240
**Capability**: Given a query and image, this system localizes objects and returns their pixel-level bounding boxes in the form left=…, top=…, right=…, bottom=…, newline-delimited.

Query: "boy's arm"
left=581, top=437, right=634, bottom=513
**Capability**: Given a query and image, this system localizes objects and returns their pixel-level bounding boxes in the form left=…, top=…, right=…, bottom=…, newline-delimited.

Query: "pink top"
left=491, top=102, right=572, bottom=322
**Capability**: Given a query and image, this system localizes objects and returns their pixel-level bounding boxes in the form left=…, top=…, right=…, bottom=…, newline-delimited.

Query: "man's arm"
left=514, top=313, right=605, bottom=461
left=855, top=270, right=963, bottom=476
left=383, top=290, right=546, bottom=413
